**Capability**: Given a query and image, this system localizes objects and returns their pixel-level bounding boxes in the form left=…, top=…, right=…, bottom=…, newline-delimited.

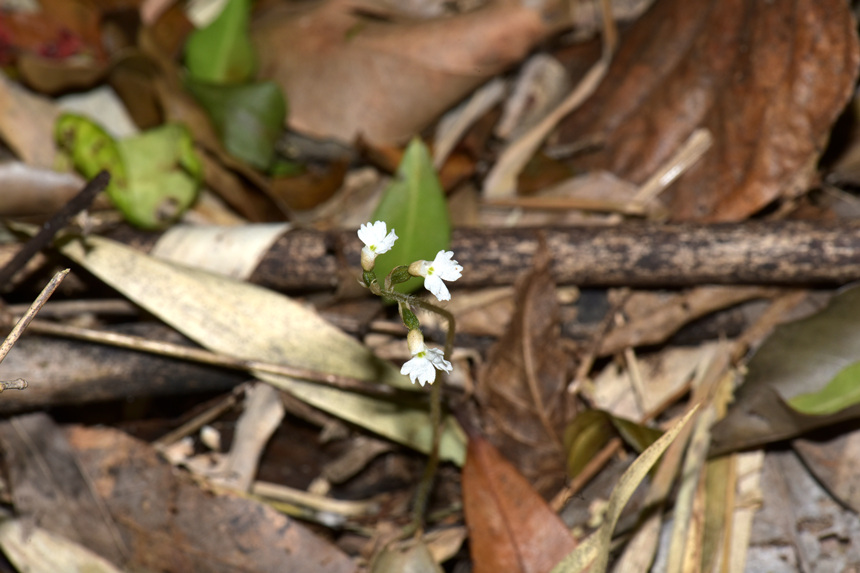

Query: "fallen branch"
left=102, top=220, right=860, bottom=291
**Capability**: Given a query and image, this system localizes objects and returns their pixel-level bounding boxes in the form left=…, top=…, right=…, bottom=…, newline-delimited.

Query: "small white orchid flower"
left=400, top=329, right=452, bottom=386
left=408, top=250, right=462, bottom=301
left=358, top=221, right=398, bottom=271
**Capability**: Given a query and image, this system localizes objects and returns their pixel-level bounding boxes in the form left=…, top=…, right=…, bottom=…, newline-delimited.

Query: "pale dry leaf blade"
left=550, top=405, right=699, bottom=573
left=56, top=234, right=466, bottom=464
left=0, top=519, right=125, bottom=573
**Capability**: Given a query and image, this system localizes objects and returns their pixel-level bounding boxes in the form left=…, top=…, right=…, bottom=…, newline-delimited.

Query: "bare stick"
left=22, top=319, right=402, bottom=399
left=0, top=171, right=108, bottom=286
left=0, top=269, right=70, bottom=392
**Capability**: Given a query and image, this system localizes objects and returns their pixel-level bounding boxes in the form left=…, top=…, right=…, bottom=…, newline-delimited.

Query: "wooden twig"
left=22, top=319, right=403, bottom=399
left=0, top=171, right=108, bottom=287
left=103, top=220, right=860, bottom=292
left=0, top=269, right=69, bottom=392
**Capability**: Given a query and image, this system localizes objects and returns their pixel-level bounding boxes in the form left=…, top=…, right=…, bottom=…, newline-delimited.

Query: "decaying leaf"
left=252, top=0, right=566, bottom=145
left=794, top=428, right=860, bottom=515
left=553, top=0, right=860, bottom=221
left=462, top=435, right=577, bottom=573
left=0, top=413, right=356, bottom=573
left=475, top=246, right=572, bottom=497
left=711, top=285, right=860, bottom=455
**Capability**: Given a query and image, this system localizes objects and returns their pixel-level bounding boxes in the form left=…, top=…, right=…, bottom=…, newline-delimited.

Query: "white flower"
left=400, top=329, right=452, bottom=386
left=358, top=221, right=397, bottom=271
left=408, top=250, right=462, bottom=301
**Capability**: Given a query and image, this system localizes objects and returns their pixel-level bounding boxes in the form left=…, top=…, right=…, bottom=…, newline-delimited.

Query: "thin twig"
left=0, top=269, right=70, bottom=392
left=0, top=171, right=108, bottom=286
left=154, top=386, right=246, bottom=448
left=20, top=319, right=403, bottom=399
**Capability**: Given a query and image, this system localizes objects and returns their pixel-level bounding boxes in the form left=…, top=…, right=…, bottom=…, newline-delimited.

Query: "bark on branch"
left=104, top=220, right=860, bottom=291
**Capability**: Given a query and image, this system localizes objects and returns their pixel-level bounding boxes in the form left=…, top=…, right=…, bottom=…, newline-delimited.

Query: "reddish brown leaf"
left=252, top=0, right=563, bottom=145
left=462, top=435, right=577, bottom=573
left=553, top=0, right=860, bottom=221
left=475, top=247, right=573, bottom=497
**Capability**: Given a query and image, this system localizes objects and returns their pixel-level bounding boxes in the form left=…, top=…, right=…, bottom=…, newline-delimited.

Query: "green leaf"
left=371, top=138, right=451, bottom=293
left=54, top=114, right=201, bottom=229
left=55, top=112, right=128, bottom=188
left=186, top=79, right=287, bottom=170
left=789, top=361, right=860, bottom=415
left=185, top=0, right=256, bottom=84
left=116, top=124, right=202, bottom=229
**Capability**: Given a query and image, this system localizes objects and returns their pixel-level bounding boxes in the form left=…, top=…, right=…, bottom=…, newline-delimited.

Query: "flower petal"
left=400, top=355, right=436, bottom=386
left=425, top=348, right=453, bottom=372
left=357, top=221, right=398, bottom=254
left=432, top=251, right=463, bottom=281
left=423, top=274, right=451, bottom=301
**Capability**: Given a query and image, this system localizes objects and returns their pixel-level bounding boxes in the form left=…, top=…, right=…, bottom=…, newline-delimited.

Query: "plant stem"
left=367, top=280, right=456, bottom=531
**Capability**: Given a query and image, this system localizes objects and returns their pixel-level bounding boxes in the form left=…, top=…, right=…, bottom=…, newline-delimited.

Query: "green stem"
left=368, top=281, right=456, bottom=532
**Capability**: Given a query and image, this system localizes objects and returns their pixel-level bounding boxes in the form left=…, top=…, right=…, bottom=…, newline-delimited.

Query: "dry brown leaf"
left=553, top=0, right=860, bottom=221
left=0, top=413, right=356, bottom=573
left=252, top=0, right=563, bottom=145
left=475, top=247, right=573, bottom=497
left=462, top=435, right=577, bottom=573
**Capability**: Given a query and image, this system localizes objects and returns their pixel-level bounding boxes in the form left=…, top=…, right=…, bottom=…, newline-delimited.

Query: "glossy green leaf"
left=54, top=114, right=201, bottom=229
left=789, top=361, right=860, bottom=415
left=186, top=79, right=286, bottom=170
left=185, top=0, right=255, bottom=84
left=371, top=138, right=451, bottom=293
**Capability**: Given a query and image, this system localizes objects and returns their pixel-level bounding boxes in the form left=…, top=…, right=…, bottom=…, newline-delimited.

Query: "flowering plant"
left=358, top=219, right=461, bottom=528
left=358, top=220, right=461, bottom=386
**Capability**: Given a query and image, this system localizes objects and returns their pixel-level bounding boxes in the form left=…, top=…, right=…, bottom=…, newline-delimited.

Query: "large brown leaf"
left=475, top=247, right=573, bottom=497
left=553, top=0, right=860, bottom=221
left=252, top=0, right=563, bottom=145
